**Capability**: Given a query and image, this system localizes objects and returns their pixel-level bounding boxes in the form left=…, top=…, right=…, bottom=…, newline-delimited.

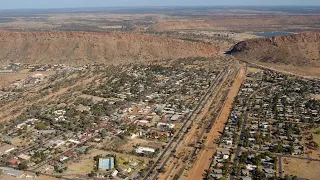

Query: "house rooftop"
left=171, top=114, right=180, bottom=121
left=136, top=147, right=155, bottom=154
left=99, top=157, right=115, bottom=170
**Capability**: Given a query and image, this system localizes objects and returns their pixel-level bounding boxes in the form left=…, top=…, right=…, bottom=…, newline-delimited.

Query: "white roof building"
left=135, top=147, right=155, bottom=154
left=16, top=123, right=27, bottom=129
left=171, top=114, right=181, bottom=121
left=68, top=139, right=80, bottom=144
left=59, top=156, right=69, bottom=162
left=246, top=164, right=257, bottom=170
left=157, top=122, right=175, bottom=129
left=18, top=153, right=31, bottom=161
left=112, top=170, right=119, bottom=177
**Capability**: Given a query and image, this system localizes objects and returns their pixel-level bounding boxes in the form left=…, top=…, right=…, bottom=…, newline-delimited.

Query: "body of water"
left=254, top=31, right=294, bottom=37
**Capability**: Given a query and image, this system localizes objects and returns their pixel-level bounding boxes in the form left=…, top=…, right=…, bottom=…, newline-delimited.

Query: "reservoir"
left=254, top=31, right=293, bottom=37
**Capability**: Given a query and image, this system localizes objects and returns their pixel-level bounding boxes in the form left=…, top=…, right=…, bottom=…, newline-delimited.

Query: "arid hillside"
left=0, top=31, right=218, bottom=65
left=229, top=32, right=320, bottom=77
left=149, top=16, right=320, bottom=32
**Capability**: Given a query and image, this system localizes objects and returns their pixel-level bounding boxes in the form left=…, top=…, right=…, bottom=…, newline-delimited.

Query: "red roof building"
left=9, top=158, right=20, bottom=165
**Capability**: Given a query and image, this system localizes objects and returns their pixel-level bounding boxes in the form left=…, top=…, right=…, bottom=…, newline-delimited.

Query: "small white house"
left=135, top=147, right=155, bottom=154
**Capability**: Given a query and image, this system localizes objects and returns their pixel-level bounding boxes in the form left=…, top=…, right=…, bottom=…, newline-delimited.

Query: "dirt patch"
left=311, top=94, right=320, bottom=100
left=79, top=94, right=122, bottom=103
left=11, top=137, right=30, bottom=147
left=186, top=64, right=246, bottom=180
left=0, top=71, right=56, bottom=87
left=246, top=67, right=263, bottom=75
left=68, top=157, right=94, bottom=174
left=282, top=158, right=320, bottom=180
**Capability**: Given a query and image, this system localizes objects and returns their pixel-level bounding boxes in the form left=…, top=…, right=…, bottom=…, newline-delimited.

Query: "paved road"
left=142, top=68, right=229, bottom=180
left=277, top=155, right=283, bottom=178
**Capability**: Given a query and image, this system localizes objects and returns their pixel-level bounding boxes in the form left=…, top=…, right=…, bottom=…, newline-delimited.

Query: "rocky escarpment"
left=0, top=31, right=219, bottom=65
left=230, top=32, right=320, bottom=67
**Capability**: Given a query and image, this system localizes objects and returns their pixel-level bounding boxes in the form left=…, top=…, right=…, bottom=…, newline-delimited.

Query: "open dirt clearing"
left=282, top=158, right=320, bottom=180
left=246, top=67, right=262, bottom=75
left=186, top=64, right=245, bottom=180
left=311, top=94, right=320, bottom=100
left=67, top=157, right=95, bottom=175
left=0, top=70, right=56, bottom=87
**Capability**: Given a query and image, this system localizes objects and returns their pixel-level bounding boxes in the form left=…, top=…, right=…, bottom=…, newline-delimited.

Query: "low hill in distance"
left=149, top=16, right=320, bottom=32
left=0, top=31, right=218, bottom=66
left=229, top=31, right=320, bottom=78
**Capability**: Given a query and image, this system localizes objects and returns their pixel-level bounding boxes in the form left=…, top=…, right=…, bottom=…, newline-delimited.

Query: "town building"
left=135, top=147, right=155, bottom=154
left=98, top=157, right=115, bottom=170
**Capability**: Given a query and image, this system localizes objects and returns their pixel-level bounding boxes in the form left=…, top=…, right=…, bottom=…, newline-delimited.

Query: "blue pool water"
left=254, top=31, right=293, bottom=37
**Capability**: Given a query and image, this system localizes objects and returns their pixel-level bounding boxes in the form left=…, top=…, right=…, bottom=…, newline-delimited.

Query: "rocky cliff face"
left=0, top=31, right=218, bottom=65
left=230, top=32, right=320, bottom=67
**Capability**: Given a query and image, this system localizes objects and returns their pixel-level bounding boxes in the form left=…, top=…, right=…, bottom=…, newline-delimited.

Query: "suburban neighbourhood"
left=208, top=68, right=320, bottom=180
left=1, top=58, right=319, bottom=180
left=0, top=58, right=230, bottom=179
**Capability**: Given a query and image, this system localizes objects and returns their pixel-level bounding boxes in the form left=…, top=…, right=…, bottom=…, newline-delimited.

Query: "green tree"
left=35, top=122, right=47, bottom=130
left=100, top=129, right=107, bottom=137
left=18, top=161, right=28, bottom=170
left=292, top=176, right=298, bottom=180
left=88, top=171, right=96, bottom=177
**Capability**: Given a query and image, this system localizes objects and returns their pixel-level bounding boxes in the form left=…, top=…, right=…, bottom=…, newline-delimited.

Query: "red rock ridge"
left=0, top=31, right=219, bottom=65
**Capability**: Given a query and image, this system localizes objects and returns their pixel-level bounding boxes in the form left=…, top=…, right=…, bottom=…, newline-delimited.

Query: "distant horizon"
left=1, top=5, right=320, bottom=11
left=0, top=0, right=320, bottom=10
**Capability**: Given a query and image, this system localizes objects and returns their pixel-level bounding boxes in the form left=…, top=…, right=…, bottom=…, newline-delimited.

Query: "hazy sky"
left=0, top=0, right=319, bottom=9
